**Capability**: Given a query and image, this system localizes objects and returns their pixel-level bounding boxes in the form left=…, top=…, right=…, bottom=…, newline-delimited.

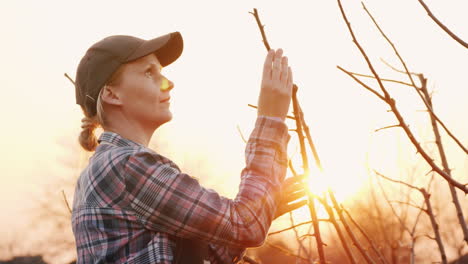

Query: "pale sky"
left=0, top=0, right=467, bottom=259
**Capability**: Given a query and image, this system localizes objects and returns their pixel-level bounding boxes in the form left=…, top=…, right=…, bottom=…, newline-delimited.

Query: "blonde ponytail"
left=79, top=116, right=100, bottom=151
left=78, top=88, right=106, bottom=152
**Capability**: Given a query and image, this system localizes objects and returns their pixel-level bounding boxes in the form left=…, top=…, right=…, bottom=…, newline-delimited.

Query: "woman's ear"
left=100, top=85, right=123, bottom=106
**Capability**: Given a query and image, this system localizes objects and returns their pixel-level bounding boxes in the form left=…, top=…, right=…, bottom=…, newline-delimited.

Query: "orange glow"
left=307, top=168, right=365, bottom=203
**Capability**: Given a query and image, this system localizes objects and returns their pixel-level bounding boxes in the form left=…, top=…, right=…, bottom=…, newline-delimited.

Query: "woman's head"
left=75, top=32, right=183, bottom=151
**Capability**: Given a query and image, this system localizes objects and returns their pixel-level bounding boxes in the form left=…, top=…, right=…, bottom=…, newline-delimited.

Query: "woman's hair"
left=78, top=65, right=127, bottom=151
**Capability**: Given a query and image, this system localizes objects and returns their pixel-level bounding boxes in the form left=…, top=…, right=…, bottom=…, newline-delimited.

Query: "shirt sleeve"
left=123, top=116, right=289, bottom=261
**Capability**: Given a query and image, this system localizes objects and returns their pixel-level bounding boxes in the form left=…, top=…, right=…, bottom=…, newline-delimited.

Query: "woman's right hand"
left=257, top=49, right=293, bottom=121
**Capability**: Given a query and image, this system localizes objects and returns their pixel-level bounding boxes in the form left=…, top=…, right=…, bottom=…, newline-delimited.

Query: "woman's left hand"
left=274, top=176, right=308, bottom=220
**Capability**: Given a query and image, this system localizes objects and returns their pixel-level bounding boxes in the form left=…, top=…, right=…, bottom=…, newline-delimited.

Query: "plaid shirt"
left=72, top=116, right=290, bottom=264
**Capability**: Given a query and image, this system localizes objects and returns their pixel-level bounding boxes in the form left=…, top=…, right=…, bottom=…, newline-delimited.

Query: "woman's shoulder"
left=93, top=143, right=180, bottom=172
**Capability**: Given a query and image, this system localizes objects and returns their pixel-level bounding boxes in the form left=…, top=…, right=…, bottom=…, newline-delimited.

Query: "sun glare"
left=306, top=167, right=366, bottom=203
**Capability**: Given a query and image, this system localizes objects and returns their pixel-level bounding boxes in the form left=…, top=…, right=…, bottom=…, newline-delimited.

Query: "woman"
left=72, top=31, right=307, bottom=263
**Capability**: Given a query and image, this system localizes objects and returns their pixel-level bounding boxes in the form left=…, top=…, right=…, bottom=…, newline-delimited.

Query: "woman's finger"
left=282, top=176, right=306, bottom=193
left=287, top=66, right=293, bottom=92
left=262, top=49, right=275, bottom=81
left=271, top=49, right=283, bottom=81
left=275, top=200, right=308, bottom=219
left=280, top=56, right=288, bottom=82
left=281, top=189, right=307, bottom=204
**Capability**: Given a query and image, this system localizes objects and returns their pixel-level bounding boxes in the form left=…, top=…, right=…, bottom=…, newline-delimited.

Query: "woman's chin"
left=155, top=113, right=173, bottom=127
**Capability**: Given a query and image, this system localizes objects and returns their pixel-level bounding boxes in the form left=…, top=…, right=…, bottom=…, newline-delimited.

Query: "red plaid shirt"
left=72, top=116, right=290, bottom=263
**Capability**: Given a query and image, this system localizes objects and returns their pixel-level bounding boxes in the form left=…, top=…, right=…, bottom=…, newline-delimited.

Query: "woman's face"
left=114, top=53, right=174, bottom=129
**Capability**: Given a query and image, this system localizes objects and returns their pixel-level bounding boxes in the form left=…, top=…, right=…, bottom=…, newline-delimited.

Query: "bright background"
left=0, top=0, right=466, bottom=262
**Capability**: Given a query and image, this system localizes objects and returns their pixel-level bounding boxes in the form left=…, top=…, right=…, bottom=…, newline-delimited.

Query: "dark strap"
left=174, top=237, right=210, bottom=264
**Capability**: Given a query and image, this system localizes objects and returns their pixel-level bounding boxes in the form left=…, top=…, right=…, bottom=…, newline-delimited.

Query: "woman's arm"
left=124, top=116, right=289, bottom=248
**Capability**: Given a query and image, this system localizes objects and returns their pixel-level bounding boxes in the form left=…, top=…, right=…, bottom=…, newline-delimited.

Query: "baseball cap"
left=75, top=31, right=183, bottom=116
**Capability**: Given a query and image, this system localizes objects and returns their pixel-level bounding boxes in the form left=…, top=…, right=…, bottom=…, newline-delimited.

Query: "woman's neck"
left=104, top=118, right=155, bottom=147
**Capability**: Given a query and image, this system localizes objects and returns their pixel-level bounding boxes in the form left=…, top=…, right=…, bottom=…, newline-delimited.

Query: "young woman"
left=72, top=31, right=307, bottom=264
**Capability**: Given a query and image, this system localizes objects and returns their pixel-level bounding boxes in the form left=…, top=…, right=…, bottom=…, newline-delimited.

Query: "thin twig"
left=249, top=8, right=271, bottom=51
left=388, top=200, right=426, bottom=212
left=265, top=241, right=310, bottom=261
left=337, top=66, right=386, bottom=102
left=268, top=221, right=314, bottom=236
left=349, top=71, right=413, bottom=87
left=64, top=73, right=75, bottom=85
left=236, top=125, right=247, bottom=143
left=375, top=174, right=412, bottom=236
left=242, top=255, right=259, bottom=264
left=369, top=177, right=392, bottom=260
left=380, top=59, right=419, bottom=76
left=375, top=171, right=420, bottom=191
left=374, top=124, right=400, bottom=133
left=62, top=190, right=72, bottom=214
left=289, top=212, right=310, bottom=260
left=416, top=0, right=468, bottom=49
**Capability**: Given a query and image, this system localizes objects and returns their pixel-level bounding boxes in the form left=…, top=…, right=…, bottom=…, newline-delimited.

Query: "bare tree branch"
left=337, top=66, right=386, bottom=102
left=372, top=12, right=468, bottom=156
left=376, top=172, right=448, bottom=263
left=419, top=74, right=468, bottom=244
left=416, top=0, right=468, bottom=49
left=249, top=8, right=271, bottom=51
left=343, top=208, right=389, bottom=264
left=319, top=196, right=357, bottom=264
left=337, top=0, right=468, bottom=193
left=420, top=188, right=448, bottom=264
left=293, top=85, right=327, bottom=263
left=289, top=211, right=310, bottom=260
left=329, top=190, right=376, bottom=264
left=297, top=102, right=323, bottom=171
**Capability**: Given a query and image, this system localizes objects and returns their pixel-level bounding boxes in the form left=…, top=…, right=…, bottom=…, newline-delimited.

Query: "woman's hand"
left=274, top=176, right=308, bottom=220
left=257, top=49, right=294, bottom=121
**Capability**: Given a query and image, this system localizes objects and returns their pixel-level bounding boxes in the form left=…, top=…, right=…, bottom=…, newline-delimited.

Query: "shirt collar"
left=97, top=131, right=144, bottom=148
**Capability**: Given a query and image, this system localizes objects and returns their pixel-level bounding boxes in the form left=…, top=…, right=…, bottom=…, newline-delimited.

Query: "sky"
left=0, top=0, right=467, bottom=260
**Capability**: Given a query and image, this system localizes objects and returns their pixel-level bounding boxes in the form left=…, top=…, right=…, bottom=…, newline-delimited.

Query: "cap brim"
left=126, top=31, right=183, bottom=67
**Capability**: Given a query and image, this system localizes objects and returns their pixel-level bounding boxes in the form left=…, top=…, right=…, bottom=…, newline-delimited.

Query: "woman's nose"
left=161, top=77, right=174, bottom=91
